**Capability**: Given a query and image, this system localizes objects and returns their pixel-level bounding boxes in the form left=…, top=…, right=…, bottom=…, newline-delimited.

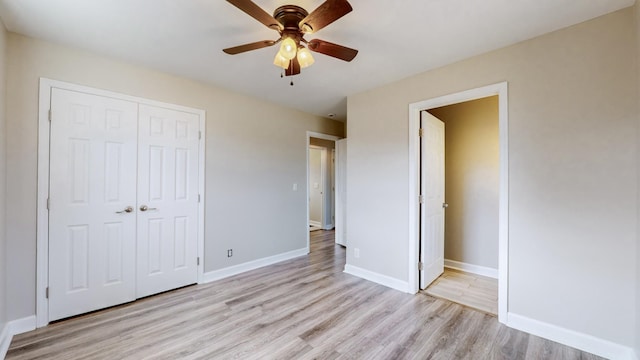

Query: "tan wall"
left=347, top=8, right=636, bottom=347
left=5, top=33, right=344, bottom=321
left=0, top=17, right=7, bottom=329
left=429, top=96, right=499, bottom=270
left=310, top=137, right=336, bottom=150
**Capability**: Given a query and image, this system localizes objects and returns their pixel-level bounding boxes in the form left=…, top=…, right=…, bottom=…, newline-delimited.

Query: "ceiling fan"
left=223, top=0, right=358, bottom=78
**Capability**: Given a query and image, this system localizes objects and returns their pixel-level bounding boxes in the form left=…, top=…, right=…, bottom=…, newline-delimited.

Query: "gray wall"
left=346, top=7, right=636, bottom=348
left=5, top=33, right=344, bottom=321
left=0, top=16, right=7, bottom=333
left=429, top=96, right=499, bottom=270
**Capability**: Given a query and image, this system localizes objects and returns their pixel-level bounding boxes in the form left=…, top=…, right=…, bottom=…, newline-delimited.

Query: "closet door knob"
left=116, top=206, right=134, bottom=214
left=140, top=205, right=157, bottom=212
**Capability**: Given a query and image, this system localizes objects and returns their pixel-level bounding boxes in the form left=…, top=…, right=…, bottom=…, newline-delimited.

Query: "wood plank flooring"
left=7, top=230, right=603, bottom=360
left=425, top=268, right=498, bottom=315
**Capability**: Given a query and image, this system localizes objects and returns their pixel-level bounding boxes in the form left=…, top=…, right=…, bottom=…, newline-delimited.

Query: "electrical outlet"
left=227, top=249, right=233, bottom=257
left=354, top=248, right=360, bottom=259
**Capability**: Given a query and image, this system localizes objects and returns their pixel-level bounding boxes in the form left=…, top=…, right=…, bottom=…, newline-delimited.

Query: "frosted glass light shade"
left=279, top=37, right=297, bottom=60
left=297, top=47, right=315, bottom=68
left=273, top=52, right=289, bottom=69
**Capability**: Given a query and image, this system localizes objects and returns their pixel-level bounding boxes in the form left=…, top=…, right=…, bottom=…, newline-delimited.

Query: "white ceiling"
left=0, top=0, right=634, bottom=120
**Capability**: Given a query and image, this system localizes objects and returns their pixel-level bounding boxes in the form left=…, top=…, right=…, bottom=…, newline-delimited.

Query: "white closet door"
left=136, top=105, right=200, bottom=298
left=48, top=88, right=138, bottom=321
left=420, top=111, right=445, bottom=289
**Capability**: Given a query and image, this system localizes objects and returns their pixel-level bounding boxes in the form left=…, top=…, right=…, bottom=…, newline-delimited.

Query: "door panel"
left=136, top=105, right=199, bottom=298
left=49, top=88, right=138, bottom=321
left=420, top=111, right=445, bottom=289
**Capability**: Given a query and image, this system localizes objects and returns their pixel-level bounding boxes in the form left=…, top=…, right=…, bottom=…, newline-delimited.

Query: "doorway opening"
left=306, top=132, right=343, bottom=253
left=408, top=82, right=509, bottom=323
left=308, top=144, right=331, bottom=232
left=422, top=96, right=499, bottom=315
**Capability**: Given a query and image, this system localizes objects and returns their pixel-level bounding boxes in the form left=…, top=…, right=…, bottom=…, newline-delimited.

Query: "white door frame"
left=330, top=149, right=336, bottom=230
left=408, top=82, right=509, bottom=323
left=306, top=131, right=341, bottom=252
left=334, top=139, right=347, bottom=247
left=36, top=78, right=206, bottom=327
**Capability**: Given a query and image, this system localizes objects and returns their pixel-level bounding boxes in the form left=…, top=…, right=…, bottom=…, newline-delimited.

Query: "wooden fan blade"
left=307, top=39, right=358, bottom=62
left=226, top=0, right=281, bottom=30
left=285, top=57, right=301, bottom=76
left=299, top=0, right=352, bottom=34
left=223, top=40, right=277, bottom=55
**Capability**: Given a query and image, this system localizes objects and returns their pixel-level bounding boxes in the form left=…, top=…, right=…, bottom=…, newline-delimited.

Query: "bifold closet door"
left=48, top=88, right=138, bottom=321
left=136, top=105, right=200, bottom=298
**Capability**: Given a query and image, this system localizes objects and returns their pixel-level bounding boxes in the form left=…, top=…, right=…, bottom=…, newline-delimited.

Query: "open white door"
left=335, top=139, right=347, bottom=246
left=136, top=105, right=200, bottom=298
left=48, top=88, right=138, bottom=321
left=420, top=111, right=445, bottom=289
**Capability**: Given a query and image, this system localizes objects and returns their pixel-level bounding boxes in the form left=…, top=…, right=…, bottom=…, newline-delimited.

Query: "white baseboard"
left=0, top=316, right=37, bottom=359
left=201, top=248, right=308, bottom=284
left=444, top=259, right=498, bottom=279
left=507, top=313, right=636, bottom=360
left=9, top=316, right=36, bottom=336
left=0, top=322, right=11, bottom=360
left=343, top=264, right=410, bottom=293
left=309, top=220, right=321, bottom=228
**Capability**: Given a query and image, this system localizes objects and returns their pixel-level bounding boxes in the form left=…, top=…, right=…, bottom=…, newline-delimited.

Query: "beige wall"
left=429, top=96, right=499, bottom=270
left=310, top=137, right=336, bottom=150
left=0, top=16, right=7, bottom=331
left=347, top=7, right=636, bottom=348
left=5, top=33, right=344, bottom=321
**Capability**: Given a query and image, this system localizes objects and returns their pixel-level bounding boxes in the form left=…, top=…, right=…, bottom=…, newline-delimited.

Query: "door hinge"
left=198, top=194, right=201, bottom=203
left=45, top=287, right=49, bottom=299
left=48, top=109, right=52, bottom=122
left=418, top=262, right=424, bottom=271
left=418, top=128, right=424, bottom=137
left=198, top=131, right=202, bottom=140
left=419, top=195, right=424, bottom=204
left=197, top=257, right=200, bottom=266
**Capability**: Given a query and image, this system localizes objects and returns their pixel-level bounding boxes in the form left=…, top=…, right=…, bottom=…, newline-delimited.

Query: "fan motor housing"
left=274, top=5, right=308, bottom=31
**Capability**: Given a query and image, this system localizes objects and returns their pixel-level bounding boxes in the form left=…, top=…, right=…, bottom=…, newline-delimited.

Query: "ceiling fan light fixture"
left=222, top=0, right=358, bottom=78
left=273, top=52, right=290, bottom=69
left=297, top=46, right=315, bottom=68
left=279, top=37, right=297, bottom=60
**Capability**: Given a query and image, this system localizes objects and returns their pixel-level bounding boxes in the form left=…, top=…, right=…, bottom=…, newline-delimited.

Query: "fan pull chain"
left=290, top=80, right=294, bottom=86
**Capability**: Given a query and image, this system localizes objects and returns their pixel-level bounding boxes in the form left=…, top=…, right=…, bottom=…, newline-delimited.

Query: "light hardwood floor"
left=7, top=230, right=603, bottom=359
left=425, top=268, right=498, bottom=315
